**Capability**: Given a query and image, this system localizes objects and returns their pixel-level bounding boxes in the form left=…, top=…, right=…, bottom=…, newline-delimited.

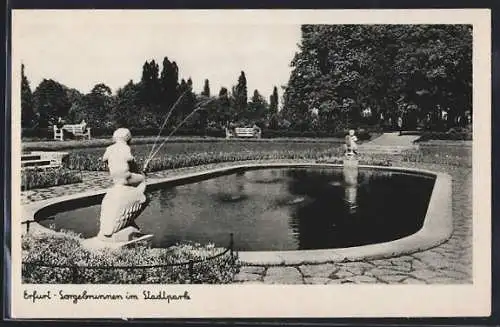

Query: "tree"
left=158, top=57, right=180, bottom=126
left=33, top=79, right=71, bottom=128
left=65, top=87, right=85, bottom=124
left=269, top=86, right=279, bottom=114
left=140, top=60, right=160, bottom=103
left=137, top=59, right=163, bottom=127
left=232, top=71, right=248, bottom=121
left=160, top=57, right=179, bottom=108
left=112, top=80, right=157, bottom=128
left=268, top=86, right=279, bottom=129
left=282, top=24, right=472, bottom=131
left=174, top=78, right=197, bottom=128
left=21, top=64, right=34, bottom=127
left=71, top=83, right=113, bottom=128
left=246, top=89, right=269, bottom=124
left=391, top=25, right=472, bottom=129
left=202, top=79, right=211, bottom=97
left=214, top=87, right=232, bottom=127
left=192, top=94, right=215, bottom=132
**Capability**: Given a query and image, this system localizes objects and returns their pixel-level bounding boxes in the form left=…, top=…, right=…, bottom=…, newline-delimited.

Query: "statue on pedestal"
left=83, top=128, right=152, bottom=249
left=344, top=129, right=358, bottom=158
left=97, top=180, right=151, bottom=244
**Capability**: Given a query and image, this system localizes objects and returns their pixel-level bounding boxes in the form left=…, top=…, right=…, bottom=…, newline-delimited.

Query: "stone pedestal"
left=343, top=160, right=359, bottom=213
left=343, top=157, right=359, bottom=168
left=98, top=182, right=147, bottom=236
left=82, top=180, right=153, bottom=250
left=98, top=226, right=148, bottom=242
left=82, top=231, right=153, bottom=250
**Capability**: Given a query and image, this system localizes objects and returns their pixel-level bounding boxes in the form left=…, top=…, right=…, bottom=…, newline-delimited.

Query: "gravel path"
left=365, top=132, right=421, bottom=146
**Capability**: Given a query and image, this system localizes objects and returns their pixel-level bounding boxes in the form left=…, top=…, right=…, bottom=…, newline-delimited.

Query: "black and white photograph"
left=10, top=9, right=490, bottom=318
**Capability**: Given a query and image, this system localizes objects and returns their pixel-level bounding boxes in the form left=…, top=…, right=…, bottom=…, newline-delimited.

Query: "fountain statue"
left=83, top=128, right=152, bottom=249
left=343, top=129, right=359, bottom=167
left=80, top=99, right=216, bottom=249
left=96, top=179, right=152, bottom=245
left=344, top=129, right=358, bottom=158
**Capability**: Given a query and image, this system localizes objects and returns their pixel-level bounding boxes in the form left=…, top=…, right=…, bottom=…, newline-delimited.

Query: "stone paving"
left=364, top=132, right=421, bottom=146
left=21, top=159, right=472, bottom=285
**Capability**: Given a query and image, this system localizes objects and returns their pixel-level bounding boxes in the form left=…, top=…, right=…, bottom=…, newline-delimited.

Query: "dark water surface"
left=39, top=167, right=435, bottom=251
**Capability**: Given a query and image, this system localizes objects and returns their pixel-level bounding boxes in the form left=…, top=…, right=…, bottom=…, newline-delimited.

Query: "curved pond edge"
left=21, top=162, right=453, bottom=266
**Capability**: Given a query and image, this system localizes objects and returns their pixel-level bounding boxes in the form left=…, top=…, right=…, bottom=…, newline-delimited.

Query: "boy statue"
left=344, top=129, right=358, bottom=156
left=102, top=128, right=145, bottom=187
left=96, top=128, right=150, bottom=244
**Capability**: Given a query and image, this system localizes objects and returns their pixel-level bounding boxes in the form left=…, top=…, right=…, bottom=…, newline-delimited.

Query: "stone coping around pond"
left=20, top=162, right=452, bottom=266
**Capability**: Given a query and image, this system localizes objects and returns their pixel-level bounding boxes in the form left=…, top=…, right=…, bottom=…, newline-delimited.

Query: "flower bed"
left=67, top=149, right=393, bottom=172
left=21, top=168, right=82, bottom=191
left=22, top=231, right=239, bottom=284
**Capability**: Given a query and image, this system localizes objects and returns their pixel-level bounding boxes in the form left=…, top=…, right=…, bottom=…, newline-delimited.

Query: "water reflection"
left=154, top=187, right=177, bottom=208
left=343, top=166, right=358, bottom=213
left=213, top=171, right=248, bottom=202
left=245, top=169, right=285, bottom=184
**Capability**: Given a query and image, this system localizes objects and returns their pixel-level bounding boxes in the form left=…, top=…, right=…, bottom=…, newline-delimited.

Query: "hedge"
left=22, top=231, right=239, bottom=284
left=21, top=127, right=225, bottom=139
left=415, top=130, right=472, bottom=142
left=22, top=127, right=372, bottom=140
left=21, top=168, right=82, bottom=191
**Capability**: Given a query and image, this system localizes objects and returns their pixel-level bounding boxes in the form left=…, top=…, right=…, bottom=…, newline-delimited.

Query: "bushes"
left=400, top=146, right=472, bottom=167
left=23, top=126, right=372, bottom=141
left=399, top=131, right=423, bottom=136
left=415, top=127, right=472, bottom=142
left=22, top=231, right=239, bottom=284
left=261, top=129, right=372, bottom=140
left=22, top=128, right=53, bottom=140
left=21, top=168, right=82, bottom=190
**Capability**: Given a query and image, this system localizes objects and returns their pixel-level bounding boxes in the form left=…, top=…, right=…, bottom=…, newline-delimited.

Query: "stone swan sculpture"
left=82, top=128, right=153, bottom=249
left=82, top=177, right=153, bottom=250
left=97, top=178, right=150, bottom=241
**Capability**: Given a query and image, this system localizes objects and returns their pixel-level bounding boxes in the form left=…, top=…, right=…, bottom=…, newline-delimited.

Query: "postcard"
left=9, top=9, right=491, bottom=318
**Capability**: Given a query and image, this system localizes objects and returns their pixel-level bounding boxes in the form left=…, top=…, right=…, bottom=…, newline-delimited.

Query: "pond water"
left=39, top=167, right=435, bottom=251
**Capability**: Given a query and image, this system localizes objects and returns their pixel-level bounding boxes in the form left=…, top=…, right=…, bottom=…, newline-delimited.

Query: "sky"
left=13, top=11, right=302, bottom=103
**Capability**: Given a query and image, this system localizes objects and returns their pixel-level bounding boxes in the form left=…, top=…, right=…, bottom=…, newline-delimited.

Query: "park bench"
left=53, top=123, right=91, bottom=141
left=225, top=127, right=261, bottom=139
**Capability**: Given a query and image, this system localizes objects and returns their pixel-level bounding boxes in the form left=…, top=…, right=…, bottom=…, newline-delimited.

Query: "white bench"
left=226, top=127, right=261, bottom=139
left=53, top=124, right=91, bottom=141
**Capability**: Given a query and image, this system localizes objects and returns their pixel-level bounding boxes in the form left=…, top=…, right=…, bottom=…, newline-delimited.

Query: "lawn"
left=22, top=136, right=347, bottom=152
